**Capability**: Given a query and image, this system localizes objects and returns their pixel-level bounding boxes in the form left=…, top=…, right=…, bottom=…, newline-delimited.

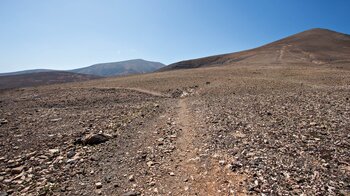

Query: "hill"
left=71, top=59, right=165, bottom=77
left=0, top=71, right=101, bottom=90
left=0, top=59, right=165, bottom=89
left=0, top=69, right=55, bottom=77
left=161, top=28, right=350, bottom=71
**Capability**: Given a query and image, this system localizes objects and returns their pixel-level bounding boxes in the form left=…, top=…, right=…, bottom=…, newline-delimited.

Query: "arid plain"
left=0, top=29, right=349, bottom=195
left=1, top=63, right=349, bottom=195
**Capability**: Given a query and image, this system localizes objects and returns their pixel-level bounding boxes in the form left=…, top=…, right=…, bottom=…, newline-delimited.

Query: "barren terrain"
left=0, top=72, right=102, bottom=90
left=0, top=62, right=349, bottom=195
left=161, top=28, right=350, bottom=71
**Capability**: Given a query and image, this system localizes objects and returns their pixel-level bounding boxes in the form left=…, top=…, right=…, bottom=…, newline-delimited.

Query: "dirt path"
left=120, top=87, right=170, bottom=98
left=171, top=98, right=247, bottom=195
left=278, top=45, right=287, bottom=61
left=76, top=86, right=170, bottom=97
left=175, top=98, right=218, bottom=195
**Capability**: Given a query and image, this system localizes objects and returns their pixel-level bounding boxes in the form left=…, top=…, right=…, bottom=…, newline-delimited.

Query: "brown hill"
left=161, top=28, right=350, bottom=71
left=0, top=71, right=101, bottom=90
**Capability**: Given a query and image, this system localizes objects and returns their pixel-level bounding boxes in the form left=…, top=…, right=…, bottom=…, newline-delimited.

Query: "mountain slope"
left=71, top=59, right=165, bottom=77
left=0, top=69, right=55, bottom=77
left=0, top=71, right=101, bottom=90
left=161, top=28, right=350, bottom=71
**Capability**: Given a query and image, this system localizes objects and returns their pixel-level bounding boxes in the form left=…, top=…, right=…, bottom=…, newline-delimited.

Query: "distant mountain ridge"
left=0, top=71, right=101, bottom=90
left=0, top=59, right=165, bottom=89
left=0, top=69, right=54, bottom=77
left=0, top=59, right=165, bottom=78
left=70, top=59, right=165, bottom=77
left=160, top=28, right=350, bottom=71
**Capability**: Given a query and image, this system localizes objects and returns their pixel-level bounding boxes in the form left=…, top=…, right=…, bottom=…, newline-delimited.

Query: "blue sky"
left=0, top=0, right=349, bottom=73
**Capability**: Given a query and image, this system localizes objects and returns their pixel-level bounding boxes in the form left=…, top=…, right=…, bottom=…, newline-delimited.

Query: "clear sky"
left=0, top=0, right=349, bottom=73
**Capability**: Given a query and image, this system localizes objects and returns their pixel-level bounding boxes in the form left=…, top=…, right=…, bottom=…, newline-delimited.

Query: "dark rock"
left=122, top=191, right=140, bottom=196
left=171, top=89, right=183, bottom=98
left=95, top=182, right=102, bottom=189
left=73, top=138, right=83, bottom=145
left=229, top=161, right=243, bottom=171
left=81, top=133, right=111, bottom=145
left=11, top=166, right=24, bottom=174
left=0, top=119, right=8, bottom=125
left=67, top=150, right=76, bottom=158
left=90, top=155, right=98, bottom=161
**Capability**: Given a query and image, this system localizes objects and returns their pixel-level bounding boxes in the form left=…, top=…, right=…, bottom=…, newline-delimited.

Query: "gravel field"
left=0, top=64, right=349, bottom=195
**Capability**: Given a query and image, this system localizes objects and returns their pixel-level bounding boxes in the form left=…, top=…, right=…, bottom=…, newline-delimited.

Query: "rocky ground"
left=198, top=89, right=349, bottom=195
left=0, top=87, right=168, bottom=195
left=0, top=64, right=349, bottom=195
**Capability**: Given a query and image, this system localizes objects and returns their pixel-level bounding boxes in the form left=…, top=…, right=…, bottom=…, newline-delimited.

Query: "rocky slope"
left=161, top=28, right=350, bottom=71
